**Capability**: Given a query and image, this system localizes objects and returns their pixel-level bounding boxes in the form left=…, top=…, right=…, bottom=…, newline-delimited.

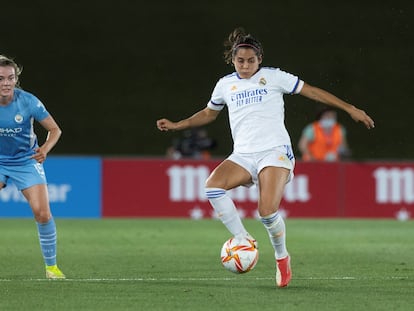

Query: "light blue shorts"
left=0, top=162, right=47, bottom=191
left=227, top=145, right=295, bottom=187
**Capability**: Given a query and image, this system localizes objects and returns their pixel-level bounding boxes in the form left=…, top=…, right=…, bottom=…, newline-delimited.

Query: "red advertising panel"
left=343, top=162, right=414, bottom=219
left=103, top=159, right=220, bottom=217
left=282, top=162, right=341, bottom=217
left=102, top=159, right=413, bottom=219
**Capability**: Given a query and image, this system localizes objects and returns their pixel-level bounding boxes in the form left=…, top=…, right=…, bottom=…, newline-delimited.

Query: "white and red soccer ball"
left=220, top=237, right=259, bottom=273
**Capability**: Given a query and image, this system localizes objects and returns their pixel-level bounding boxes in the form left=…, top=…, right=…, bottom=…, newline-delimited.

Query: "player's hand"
left=31, top=147, right=48, bottom=163
left=348, top=106, right=375, bottom=129
left=156, top=118, right=176, bottom=131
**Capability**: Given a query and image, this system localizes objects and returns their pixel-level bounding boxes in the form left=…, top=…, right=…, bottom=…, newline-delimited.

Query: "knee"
left=205, top=176, right=217, bottom=189
left=258, top=203, right=279, bottom=218
left=205, top=172, right=228, bottom=189
left=29, top=201, right=51, bottom=223
left=258, top=195, right=282, bottom=217
left=34, top=209, right=51, bottom=223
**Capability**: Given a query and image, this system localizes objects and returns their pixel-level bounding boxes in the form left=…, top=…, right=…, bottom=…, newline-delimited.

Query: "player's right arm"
left=157, top=107, right=220, bottom=132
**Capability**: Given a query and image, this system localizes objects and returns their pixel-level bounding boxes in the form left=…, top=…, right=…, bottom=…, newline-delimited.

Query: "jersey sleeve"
left=207, top=79, right=225, bottom=111
left=30, top=95, right=50, bottom=121
left=273, top=68, right=304, bottom=95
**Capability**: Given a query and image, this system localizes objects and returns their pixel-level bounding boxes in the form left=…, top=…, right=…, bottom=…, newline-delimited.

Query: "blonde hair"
left=0, top=55, right=22, bottom=86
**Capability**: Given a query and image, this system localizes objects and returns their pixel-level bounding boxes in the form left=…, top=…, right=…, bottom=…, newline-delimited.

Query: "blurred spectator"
left=298, top=107, right=351, bottom=161
left=166, top=127, right=217, bottom=160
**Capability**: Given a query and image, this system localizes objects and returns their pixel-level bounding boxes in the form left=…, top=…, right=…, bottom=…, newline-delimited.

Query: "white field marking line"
left=0, top=276, right=409, bottom=282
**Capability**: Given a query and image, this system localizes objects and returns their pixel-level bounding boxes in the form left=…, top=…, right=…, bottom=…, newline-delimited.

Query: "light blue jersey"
left=0, top=88, right=49, bottom=165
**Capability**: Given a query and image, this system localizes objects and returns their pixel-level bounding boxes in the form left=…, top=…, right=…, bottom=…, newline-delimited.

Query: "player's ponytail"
left=223, top=27, right=264, bottom=64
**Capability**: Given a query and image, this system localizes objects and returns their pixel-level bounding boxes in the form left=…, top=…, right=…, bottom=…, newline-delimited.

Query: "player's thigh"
left=206, top=159, right=252, bottom=190
left=257, top=166, right=290, bottom=216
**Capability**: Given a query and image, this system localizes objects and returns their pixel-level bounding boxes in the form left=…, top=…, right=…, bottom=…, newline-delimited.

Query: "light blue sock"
left=37, top=217, right=57, bottom=266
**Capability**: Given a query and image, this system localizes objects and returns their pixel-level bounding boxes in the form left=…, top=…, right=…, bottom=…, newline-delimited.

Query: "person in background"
left=157, top=27, right=374, bottom=288
left=166, top=127, right=217, bottom=160
left=298, top=107, right=351, bottom=161
left=0, top=55, right=65, bottom=279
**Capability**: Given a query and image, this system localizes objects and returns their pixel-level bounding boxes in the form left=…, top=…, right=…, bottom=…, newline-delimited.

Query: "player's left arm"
left=299, top=82, right=375, bottom=129
left=32, top=115, right=62, bottom=163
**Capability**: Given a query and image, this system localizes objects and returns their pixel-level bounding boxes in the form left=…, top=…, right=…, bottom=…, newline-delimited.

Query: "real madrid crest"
left=259, top=77, right=267, bottom=86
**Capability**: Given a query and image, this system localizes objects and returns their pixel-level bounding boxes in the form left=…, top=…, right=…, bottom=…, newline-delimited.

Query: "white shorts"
left=227, top=145, right=295, bottom=187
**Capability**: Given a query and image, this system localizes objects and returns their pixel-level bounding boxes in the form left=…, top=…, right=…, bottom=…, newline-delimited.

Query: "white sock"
left=261, top=211, right=288, bottom=259
left=205, top=187, right=247, bottom=239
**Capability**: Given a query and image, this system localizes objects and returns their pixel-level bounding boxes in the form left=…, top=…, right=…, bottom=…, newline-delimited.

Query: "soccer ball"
left=220, top=237, right=259, bottom=273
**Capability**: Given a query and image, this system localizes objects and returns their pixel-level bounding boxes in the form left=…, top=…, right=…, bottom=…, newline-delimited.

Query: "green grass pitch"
left=0, top=218, right=412, bottom=311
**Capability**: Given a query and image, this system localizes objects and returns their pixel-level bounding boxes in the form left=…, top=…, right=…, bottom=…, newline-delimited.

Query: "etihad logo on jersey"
left=230, top=88, right=268, bottom=107
left=0, top=127, right=23, bottom=136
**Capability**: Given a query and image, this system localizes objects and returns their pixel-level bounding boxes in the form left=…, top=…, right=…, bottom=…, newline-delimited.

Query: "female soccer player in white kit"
left=0, top=55, right=65, bottom=279
left=157, top=28, right=375, bottom=287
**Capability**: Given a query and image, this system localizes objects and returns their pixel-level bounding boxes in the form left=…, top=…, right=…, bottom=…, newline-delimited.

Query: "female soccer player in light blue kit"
left=0, top=55, right=65, bottom=279
left=157, top=28, right=375, bottom=287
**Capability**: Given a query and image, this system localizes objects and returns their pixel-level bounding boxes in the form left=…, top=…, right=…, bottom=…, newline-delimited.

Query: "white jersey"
left=207, top=67, right=304, bottom=153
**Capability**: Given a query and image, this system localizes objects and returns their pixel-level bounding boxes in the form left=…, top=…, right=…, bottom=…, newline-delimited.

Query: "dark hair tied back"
left=223, top=27, right=264, bottom=64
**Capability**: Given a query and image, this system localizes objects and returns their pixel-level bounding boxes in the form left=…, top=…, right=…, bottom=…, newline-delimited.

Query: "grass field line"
left=0, top=276, right=409, bottom=282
